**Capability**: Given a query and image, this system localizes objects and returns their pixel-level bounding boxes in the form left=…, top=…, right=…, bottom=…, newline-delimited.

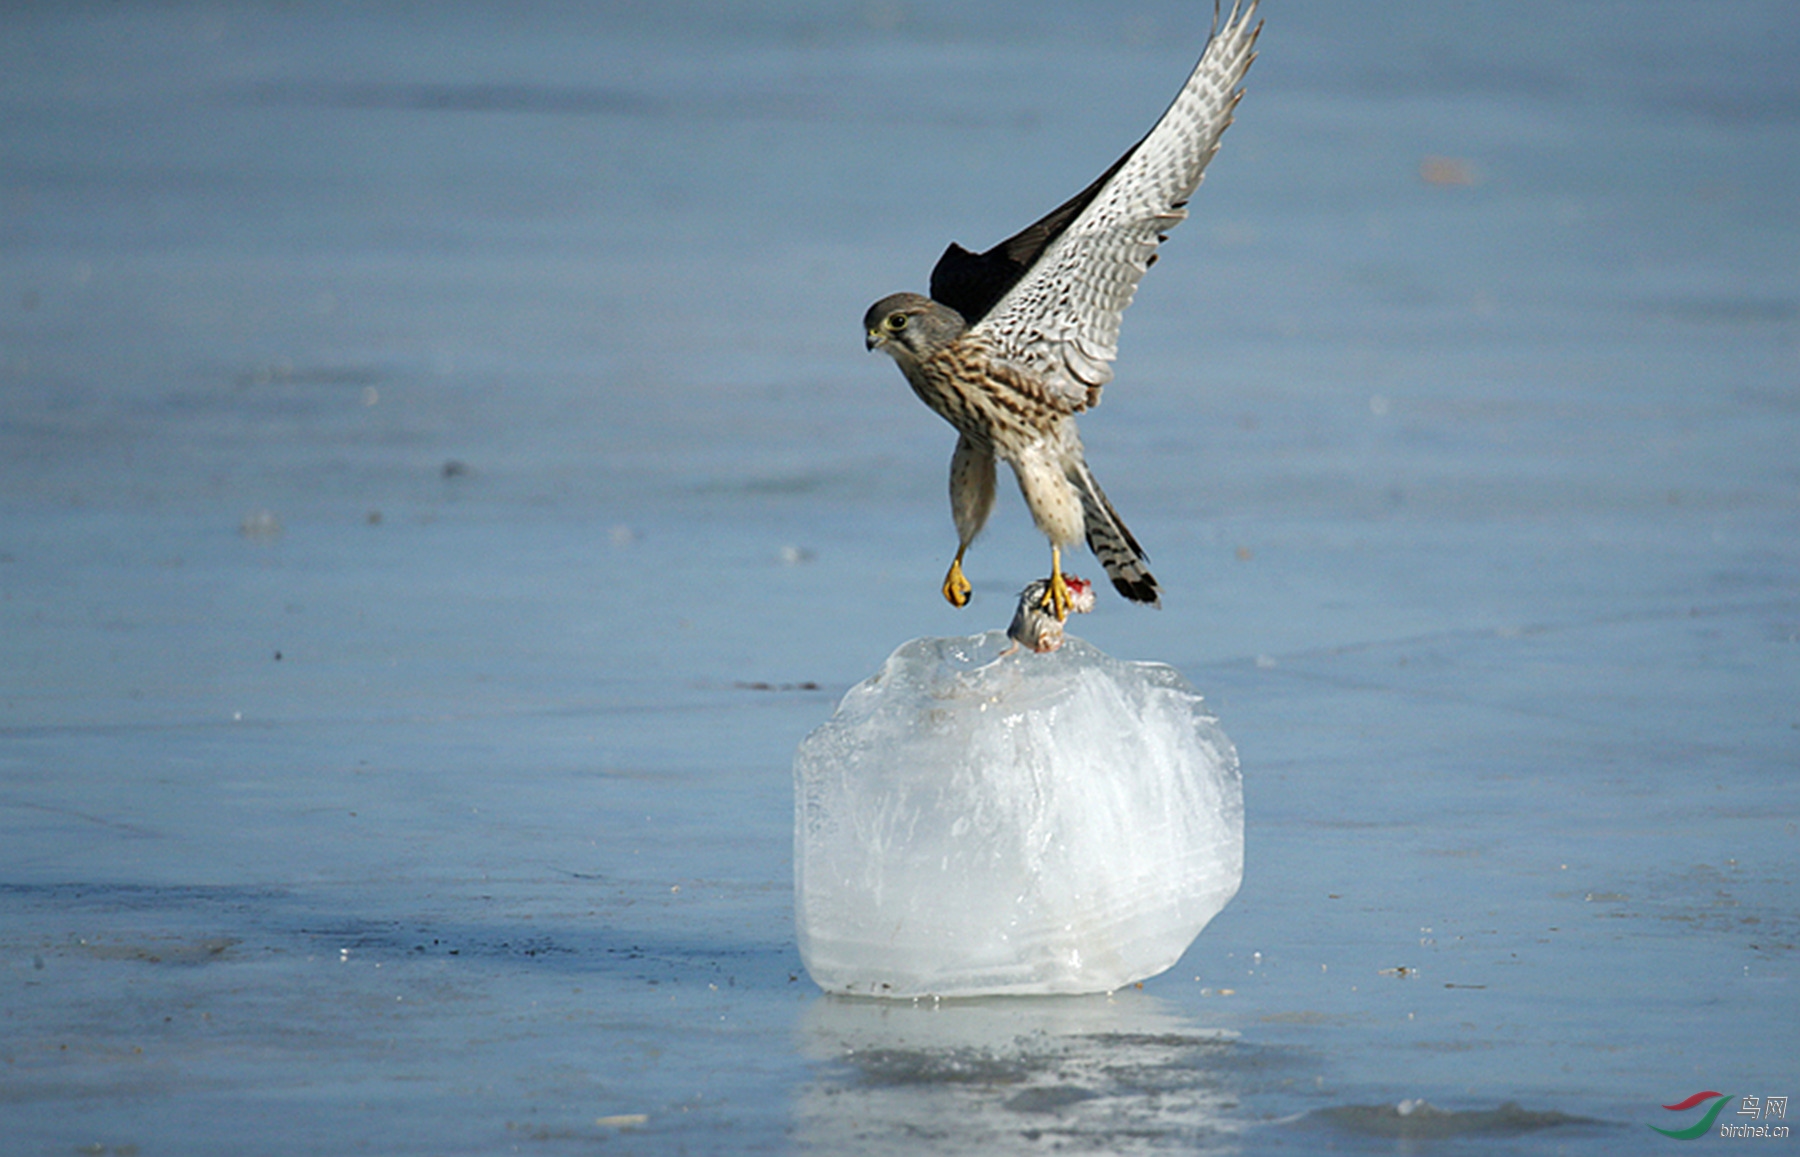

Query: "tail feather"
left=1071, top=463, right=1161, bottom=606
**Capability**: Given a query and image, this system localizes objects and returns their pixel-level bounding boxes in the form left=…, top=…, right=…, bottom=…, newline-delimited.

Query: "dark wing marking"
left=928, top=144, right=1140, bottom=327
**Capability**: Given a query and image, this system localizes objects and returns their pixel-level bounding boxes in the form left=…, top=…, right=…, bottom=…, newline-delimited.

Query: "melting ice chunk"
left=794, top=630, right=1242, bottom=998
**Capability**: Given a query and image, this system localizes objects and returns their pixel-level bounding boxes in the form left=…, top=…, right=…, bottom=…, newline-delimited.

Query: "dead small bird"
left=1005, top=574, right=1097, bottom=654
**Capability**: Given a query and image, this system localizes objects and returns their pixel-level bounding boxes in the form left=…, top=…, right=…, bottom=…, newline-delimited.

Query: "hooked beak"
left=865, top=328, right=884, bottom=351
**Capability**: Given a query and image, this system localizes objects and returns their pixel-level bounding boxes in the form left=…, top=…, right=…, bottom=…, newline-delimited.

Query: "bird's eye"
left=885, top=313, right=908, bottom=331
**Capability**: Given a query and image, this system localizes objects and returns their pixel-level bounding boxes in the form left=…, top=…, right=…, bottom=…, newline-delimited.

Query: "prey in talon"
left=862, top=4, right=1260, bottom=620
left=1006, top=574, right=1097, bottom=655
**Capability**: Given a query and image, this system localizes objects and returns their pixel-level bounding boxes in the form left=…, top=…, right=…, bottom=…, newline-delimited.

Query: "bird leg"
left=941, top=547, right=972, bottom=608
left=1040, top=545, right=1073, bottom=621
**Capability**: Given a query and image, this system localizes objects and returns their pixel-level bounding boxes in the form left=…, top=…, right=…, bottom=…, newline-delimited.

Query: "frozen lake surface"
left=3, top=2, right=1796, bottom=1152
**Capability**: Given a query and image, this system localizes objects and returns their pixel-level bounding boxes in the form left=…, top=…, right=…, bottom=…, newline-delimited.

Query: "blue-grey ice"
left=795, top=631, right=1241, bottom=997
left=2, top=1, right=1795, bottom=1151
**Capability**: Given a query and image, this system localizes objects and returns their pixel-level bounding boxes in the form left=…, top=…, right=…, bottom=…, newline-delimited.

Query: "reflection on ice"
left=794, top=992, right=1247, bottom=1155
left=794, top=631, right=1241, bottom=997
left=1301, top=1098, right=1605, bottom=1141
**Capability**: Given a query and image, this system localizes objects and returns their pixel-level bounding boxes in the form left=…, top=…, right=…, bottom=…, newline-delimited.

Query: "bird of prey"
left=864, top=3, right=1259, bottom=620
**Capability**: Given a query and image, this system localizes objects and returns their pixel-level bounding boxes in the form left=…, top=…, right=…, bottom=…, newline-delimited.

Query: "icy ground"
left=2, top=2, right=1796, bottom=1153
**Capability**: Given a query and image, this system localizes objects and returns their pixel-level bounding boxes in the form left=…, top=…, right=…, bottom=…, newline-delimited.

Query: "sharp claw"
left=1039, top=569, right=1072, bottom=622
left=942, top=558, right=972, bottom=607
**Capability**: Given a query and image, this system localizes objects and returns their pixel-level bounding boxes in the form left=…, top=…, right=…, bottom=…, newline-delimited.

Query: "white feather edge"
left=970, top=1, right=1260, bottom=409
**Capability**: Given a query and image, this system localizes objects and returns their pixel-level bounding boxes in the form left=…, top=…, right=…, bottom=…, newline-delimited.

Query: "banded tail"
left=1072, top=462, right=1161, bottom=606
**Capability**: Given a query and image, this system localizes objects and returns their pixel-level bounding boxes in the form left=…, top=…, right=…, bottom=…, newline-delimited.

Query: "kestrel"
left=864, top=2, right=1259, bottom=620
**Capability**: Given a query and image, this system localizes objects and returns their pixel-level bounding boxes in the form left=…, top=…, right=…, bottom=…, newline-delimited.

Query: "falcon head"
left=863, top=292, right=967, bottom=365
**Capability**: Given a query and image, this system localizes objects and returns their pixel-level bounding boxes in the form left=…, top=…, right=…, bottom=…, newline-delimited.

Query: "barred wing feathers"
left=971, top=2, right=1259, bottom=411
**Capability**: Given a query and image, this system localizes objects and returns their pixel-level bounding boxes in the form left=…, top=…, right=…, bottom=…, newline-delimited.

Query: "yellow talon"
left=942, top=554, right=972, bottom=607
left=1039, top=547, right=1072, bottom=622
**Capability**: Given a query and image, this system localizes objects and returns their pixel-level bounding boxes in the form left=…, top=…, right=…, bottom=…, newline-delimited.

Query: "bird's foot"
left=1009, top=573, right=1094, bottom=653
left=1039, top=568, right=1073, bottom=622
left=941, top=557, right=972, bottom=608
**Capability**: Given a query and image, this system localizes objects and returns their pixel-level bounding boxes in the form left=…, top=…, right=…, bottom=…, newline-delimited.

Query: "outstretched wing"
left=968, top=2, right=1259, bottom=410
left=927, top=148, right=1135, bottom=330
